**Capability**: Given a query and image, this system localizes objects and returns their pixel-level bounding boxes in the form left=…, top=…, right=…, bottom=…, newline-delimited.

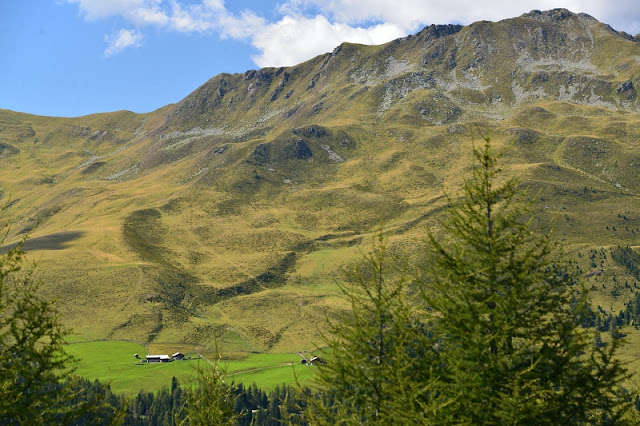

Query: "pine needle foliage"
left=0, top=218, right=121, bottom=424
left=0, top=239, right=71, bottom=423
left=309, top=232, right=444, bottom=425
left=422, top=137, right=633, bottom=424
left=180, top=355, right=240, bottom=425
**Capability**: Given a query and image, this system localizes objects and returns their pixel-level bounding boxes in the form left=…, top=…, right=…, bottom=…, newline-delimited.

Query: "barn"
left=146, top=354, right=171, bottom=363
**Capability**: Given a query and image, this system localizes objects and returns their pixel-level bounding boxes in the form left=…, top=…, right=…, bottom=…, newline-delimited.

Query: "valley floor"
left=64, top=339, right=317, bottom=395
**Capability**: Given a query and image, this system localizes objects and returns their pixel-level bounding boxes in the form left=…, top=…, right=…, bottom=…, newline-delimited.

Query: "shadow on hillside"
left=1, top=231, right=85, bottom=253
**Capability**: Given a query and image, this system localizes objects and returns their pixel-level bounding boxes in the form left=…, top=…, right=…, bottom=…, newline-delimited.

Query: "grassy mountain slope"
left=1, top=9, right=639, bottom=352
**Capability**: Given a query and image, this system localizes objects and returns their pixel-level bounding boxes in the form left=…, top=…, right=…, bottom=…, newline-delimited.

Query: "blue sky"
left=2, top=1, right=639, bottom=118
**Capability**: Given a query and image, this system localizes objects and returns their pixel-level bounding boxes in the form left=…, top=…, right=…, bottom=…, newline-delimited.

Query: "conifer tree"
left=309, top=232, right=442, bottom=424
left=421, top=137, right=633, bottom=424
left=180, top=357, right=239, bottom=425
left=0, top=217, right=120, bottom=424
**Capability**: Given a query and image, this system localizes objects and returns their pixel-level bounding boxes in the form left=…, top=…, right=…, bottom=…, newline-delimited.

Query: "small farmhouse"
left=146, top=354, right=171, bottom=363
left=172, top=352, right=185, bottom=360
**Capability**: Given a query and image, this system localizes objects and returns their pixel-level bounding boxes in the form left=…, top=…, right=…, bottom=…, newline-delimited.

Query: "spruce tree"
left=0, top=217, right=122, bottom=424
left=180, top=357, right=239, bottom=425
left=309, top=232, right=443, bottom=424
left=421, top=137, right=633, bottom=424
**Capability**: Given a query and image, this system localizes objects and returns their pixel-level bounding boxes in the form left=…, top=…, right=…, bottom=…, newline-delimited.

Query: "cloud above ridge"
left=67, top=0, right=640, bottom=64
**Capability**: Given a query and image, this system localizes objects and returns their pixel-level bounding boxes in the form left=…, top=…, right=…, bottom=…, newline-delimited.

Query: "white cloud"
left=68, top=0, right=169, bottom=25
left=248, top=15, right=405, bottom=67
left=281, top=0, right=518, bottom=31
left=69, top=0, right=640, bottom=61
left=218, top=10, right=266, bottom=40
left=281, top=0, right=640, bottom=35
left=128, top=6, right=169, bottom=26
left=169, top=1, right=216, bottom=33
left=104, top=28, right=143, bottom=57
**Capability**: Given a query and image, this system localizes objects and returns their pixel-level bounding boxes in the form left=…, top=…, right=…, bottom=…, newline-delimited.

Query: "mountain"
left=1, top=9, right=639, bottom=352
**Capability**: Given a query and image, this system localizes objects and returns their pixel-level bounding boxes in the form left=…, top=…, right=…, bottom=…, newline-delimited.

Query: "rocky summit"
left=1, top=9, right=639, bottom=352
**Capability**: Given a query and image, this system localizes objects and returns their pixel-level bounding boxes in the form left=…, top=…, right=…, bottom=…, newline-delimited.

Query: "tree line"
left=44, top=375, right=309, bottom=425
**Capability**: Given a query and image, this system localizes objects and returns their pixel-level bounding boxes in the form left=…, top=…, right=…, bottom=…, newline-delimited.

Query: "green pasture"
left=64, top=340, right=317, bottom=396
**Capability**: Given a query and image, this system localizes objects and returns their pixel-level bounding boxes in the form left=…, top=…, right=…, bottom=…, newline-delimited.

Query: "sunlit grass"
left=65, top=340, right=318, bottom=395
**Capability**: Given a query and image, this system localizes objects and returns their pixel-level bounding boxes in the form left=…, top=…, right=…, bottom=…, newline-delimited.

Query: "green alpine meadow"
left=2, top=8, right=640, bottom=424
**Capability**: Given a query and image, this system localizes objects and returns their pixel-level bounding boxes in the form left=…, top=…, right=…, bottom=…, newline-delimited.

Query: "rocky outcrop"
left=292, top=139, right=313, bottom=160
